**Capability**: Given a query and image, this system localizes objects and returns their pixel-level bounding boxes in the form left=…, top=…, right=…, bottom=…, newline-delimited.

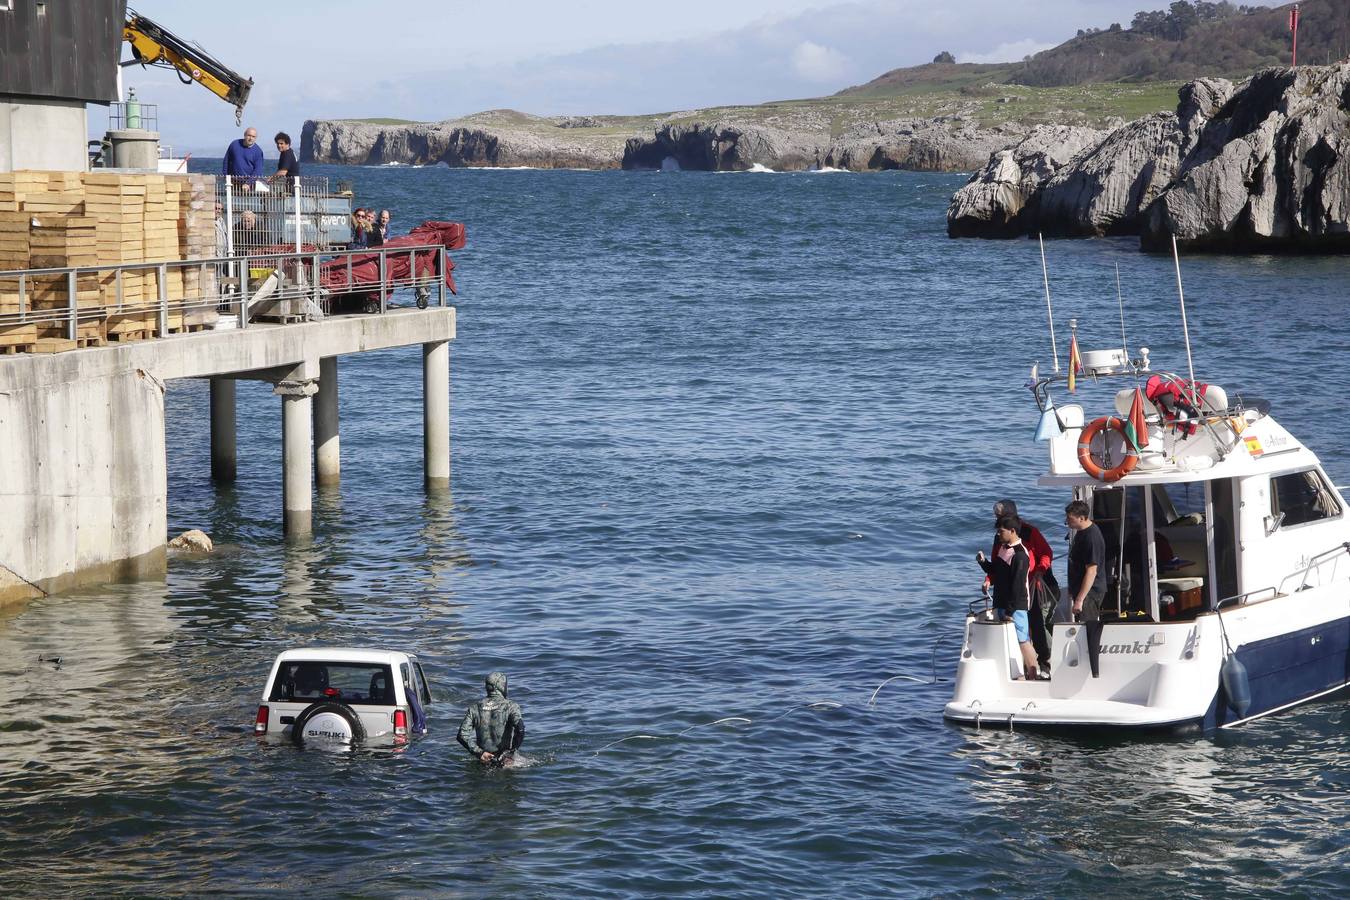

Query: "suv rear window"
left=268, top=662, right=396, bottom=706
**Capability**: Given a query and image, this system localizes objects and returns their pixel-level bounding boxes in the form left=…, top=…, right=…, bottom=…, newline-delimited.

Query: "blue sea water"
left=0, top=164, right=1347, bottom=896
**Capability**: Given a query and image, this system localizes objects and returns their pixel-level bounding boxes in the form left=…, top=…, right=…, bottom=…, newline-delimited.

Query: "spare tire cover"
left=292, top=701, right=365, bottom=748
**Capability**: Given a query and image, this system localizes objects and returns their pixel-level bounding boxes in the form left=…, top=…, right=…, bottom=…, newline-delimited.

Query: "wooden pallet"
left=32, top=337, right=76, bottom=354
left=107, top=328, right=156, bottom=343
left=167, top=322, right=213, bottom=334
left=0, top=323, right=38, bottom=352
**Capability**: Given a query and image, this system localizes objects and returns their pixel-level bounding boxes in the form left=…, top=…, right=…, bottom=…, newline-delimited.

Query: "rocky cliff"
left=618, top=118, right=1021, bottom=172
left=304, top=113, right=1027, bottom=174
left=301, top=114, right=628, bottom=169
left=948, top=63, right=1350, bottom=251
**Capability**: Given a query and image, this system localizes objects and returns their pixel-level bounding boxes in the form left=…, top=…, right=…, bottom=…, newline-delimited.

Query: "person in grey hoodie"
left=457, top=672, right=525, bottom=766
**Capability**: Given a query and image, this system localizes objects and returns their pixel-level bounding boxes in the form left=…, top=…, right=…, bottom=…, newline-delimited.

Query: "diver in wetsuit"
left=457, top=672, right=524, bottom=766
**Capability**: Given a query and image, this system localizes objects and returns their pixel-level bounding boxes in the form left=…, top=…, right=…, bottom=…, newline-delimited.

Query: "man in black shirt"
left=1065, top=499, right=1106, bottom=676
left=274, top=131, right=301, bottom=180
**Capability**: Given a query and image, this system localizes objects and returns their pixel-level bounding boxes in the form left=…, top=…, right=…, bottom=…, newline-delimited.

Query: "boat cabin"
left=1036, top=358, right=1350, bottom=625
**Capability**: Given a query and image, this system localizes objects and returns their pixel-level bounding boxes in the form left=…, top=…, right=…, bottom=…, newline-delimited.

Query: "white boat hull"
left=945, top=583, right=1350, bottom=731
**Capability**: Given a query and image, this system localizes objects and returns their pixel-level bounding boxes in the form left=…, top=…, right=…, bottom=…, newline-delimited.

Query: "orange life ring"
left=1077, top=416, right=1140, bottom=482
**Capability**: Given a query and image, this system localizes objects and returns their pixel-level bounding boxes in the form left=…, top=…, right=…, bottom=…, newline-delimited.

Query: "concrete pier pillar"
left=423, top=340, right=450, bottom=492
left=276, top=379, right=318, bottom=537
left=210, top=377, right=237, bottom=482
left=314, top=356, right=340, bottom=488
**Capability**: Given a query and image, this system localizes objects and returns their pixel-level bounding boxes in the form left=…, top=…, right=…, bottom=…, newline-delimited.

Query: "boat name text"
left=1098, top=633, right=1165, bottom=655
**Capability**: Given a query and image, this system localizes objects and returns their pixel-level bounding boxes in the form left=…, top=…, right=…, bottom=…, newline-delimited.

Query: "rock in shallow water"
left=169, top=530, right=214, bottom=553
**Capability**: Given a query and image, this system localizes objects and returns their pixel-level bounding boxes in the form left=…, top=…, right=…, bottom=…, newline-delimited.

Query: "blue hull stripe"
left=1207, top=614, right=1350, bottom=729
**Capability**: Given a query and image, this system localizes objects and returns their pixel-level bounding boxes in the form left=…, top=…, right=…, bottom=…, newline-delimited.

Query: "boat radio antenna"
left=1171, top=235, right=1199, bottom=402
left=1039, top=234, right=1060, bottom=372
left=1115, top=263, right=1129, bottom=365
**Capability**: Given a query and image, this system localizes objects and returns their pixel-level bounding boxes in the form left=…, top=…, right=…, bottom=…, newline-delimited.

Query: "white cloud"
left=791, top=41, right=851, bottom=82
left=133, top=0, right=1287, bottom=152
left=959, top=39, right=1060, bottom=65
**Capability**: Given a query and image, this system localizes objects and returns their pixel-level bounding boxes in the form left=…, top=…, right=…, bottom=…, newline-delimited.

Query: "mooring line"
left=593, top=684, right=936, bottom=757
left=0, top=560, right=49, bottom=599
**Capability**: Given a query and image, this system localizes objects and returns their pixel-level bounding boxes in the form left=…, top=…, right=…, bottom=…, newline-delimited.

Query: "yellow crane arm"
left=123, top=12, right=254, bottom=124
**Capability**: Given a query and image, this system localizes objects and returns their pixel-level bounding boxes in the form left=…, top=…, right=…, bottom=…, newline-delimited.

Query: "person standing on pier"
left=273, top=131, right=301, bottom=181
left=223, top=127, right=264, bottom=188
left=366, top=208, right=385, bottom=247
left=351, top=208, right=370, bottom=248
left=457, top=672, right=525, bottom=767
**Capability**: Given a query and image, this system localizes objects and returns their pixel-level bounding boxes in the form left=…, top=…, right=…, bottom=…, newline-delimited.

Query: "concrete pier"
left=0, top=307, right=455, bottom=604
left=423, top=340, right=451, bottom=492
left=314, top=356, right=340, bottom=488
left=278, top=376, right=317, bottom=537
left=210, top=378, right=237, bottom=482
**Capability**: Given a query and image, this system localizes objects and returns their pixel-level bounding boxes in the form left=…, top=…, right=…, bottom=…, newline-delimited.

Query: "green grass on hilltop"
left=328, top=80, right=1189, bottom=141
left=625, top=80, right=1186, bottom=136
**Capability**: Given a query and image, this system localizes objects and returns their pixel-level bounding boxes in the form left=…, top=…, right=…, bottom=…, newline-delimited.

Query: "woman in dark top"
left=351, top=208, right=369, bottom=248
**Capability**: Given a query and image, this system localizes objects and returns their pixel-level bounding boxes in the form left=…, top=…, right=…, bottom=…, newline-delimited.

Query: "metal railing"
left=110, top=100, right=159, bottom=132
left=1215, top=542, right=1350, bottom=610
left=217, top=175, right=351, bottom=255
left=0, top=243, right=450, bottom=342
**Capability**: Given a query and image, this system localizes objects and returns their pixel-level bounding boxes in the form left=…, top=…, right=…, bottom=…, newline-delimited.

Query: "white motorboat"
left=945, top=338, right=1350, bottom=733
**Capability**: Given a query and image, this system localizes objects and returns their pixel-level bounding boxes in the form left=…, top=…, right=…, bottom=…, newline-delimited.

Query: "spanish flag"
left=1067, top=333, right=1082, bottom=392
left=1124, top=386, right=1149, bottom=451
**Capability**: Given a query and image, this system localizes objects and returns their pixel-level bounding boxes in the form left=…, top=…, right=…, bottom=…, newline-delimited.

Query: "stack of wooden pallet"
left=179, top=175, right=220, bottom=328
left=0, top=209, right=34, bottom=351
left=28, top=215, right=103, bottom=350
left=0, top=170, right=222, bottom=353
left=83, top=171, right=152, bottom=340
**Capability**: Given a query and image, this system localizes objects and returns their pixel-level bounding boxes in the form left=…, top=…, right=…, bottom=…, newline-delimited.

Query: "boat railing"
left=1032, top=366, right=1251, bottom=461
left=1216, top=542, right=1350, bottom=609
left=1215, top=586, right=1279, bottom=610
left=1278, top=542, right=1350, bottom=595
left=967, top=593, right=999, bottom=620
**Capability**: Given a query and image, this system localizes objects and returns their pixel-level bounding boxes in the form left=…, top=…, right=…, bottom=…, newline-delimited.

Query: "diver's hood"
left=486, top=671, right=508, bottom=699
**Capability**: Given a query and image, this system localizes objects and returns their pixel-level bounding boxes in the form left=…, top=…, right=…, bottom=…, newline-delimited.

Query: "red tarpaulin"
left=319, top=220, right=466, bottom=298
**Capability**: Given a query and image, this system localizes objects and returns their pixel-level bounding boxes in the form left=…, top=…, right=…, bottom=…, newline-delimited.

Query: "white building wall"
left=0, top=96, right=90, bottom=173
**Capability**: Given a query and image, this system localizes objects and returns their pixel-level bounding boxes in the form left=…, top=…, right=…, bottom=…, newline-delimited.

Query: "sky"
left=105, top=0, right=1284, bottom=155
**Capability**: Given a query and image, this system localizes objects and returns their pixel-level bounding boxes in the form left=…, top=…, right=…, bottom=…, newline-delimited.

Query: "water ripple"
left=0, top=168, right=1346, bottom=895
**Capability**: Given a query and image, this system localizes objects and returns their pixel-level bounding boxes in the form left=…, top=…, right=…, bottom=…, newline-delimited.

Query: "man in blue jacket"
left=223, top=127, right=264, bottom=185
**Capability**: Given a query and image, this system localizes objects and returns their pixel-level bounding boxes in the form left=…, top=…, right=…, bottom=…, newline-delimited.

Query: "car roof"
left=274, top=648, right=416, bottom=664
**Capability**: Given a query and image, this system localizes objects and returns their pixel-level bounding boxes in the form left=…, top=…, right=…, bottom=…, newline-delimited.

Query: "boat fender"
left=1076, top=416, right=1140, bottom=482
left=1220, top=653, right=1251, bottom=718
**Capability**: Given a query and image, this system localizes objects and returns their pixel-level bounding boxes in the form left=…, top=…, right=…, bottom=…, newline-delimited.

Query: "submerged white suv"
left=254, top=648, right=432, bottom=748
